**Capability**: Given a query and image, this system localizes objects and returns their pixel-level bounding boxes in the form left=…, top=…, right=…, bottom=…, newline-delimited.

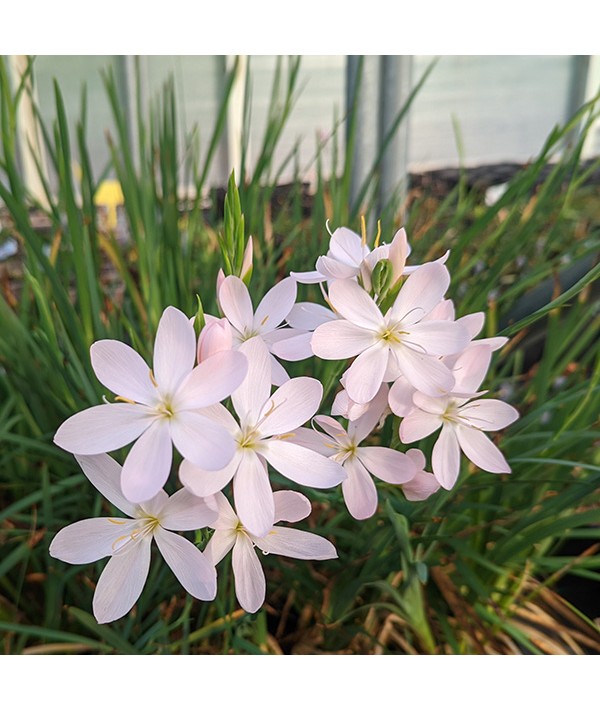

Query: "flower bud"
left=371, top=258, right=394, bottom=297
left=197, top=317, right=233, bottom=363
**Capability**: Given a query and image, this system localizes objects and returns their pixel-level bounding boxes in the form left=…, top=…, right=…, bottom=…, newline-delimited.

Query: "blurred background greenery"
left=0, top=55, right=599, bottom=654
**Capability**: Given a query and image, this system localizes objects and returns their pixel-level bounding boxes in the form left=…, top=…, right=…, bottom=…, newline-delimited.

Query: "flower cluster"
left=50, top=223, right=518, bottom=623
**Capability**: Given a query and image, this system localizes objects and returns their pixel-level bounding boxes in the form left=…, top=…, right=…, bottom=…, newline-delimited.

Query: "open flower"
left=311, top=264, right=470, bottom=404
left=293, top=386, right=415, bottom=519
left=218, top=275, right=302, bottom=385
left=54, top=306, right=248, bottom=502
left=400, top=345, right=519, bottom=489
left=204, top=491, right=337, bottom=614
left=49, top=453, right=218, bottom=624
left=291, top=225, right=448, bottom=288
left=179, top=338, right=346, bottom=537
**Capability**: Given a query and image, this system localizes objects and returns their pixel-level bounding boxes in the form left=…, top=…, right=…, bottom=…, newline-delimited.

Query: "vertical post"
left=346, top=55, right=380, bottom=227
left=115, top=55, right=146, bottom=171
left=225, top=55, right=248, bottom=183
left=378, top=55, right=413, bottom=221
left=580, top=55, right=600, bottom=160
left=8, top=55, right=49, bottom=208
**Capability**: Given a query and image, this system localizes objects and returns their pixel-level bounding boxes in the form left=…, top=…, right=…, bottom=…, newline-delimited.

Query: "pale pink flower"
left=291, top=226, right=369, bottom=284
left=218, top=275, right=301, bottom=385
left=49, top=454, right=217, bottom=624
left=311, top=264, right=470, bottom=404
left=204, top=491, right=337, bottom=614
left=400, top=345, right=519, bottom=490
left=292, top=225, right=448, bottom=288
left=388, top=305, right=506, bottom=418
left=179, top=338, right=346, bottom=537
left=401, top=449, right=441, bottom=502
left=293, top=387, right=416, bottom=520
left=197, top=315, right=234, bottom=362
left=54, top=306, right=248, bottom=502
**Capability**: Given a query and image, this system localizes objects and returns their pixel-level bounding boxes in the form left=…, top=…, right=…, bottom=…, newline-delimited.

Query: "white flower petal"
left=231, top=338, right=272, bottom=422
left=175, top=350, right=248, bottom=409
left=270, top=332, right=314, bottom=361
left=92, top=535, right=151, bottom=624
left=170, top=410, right=235, bottom=471
left=388, top=377, right=417, bottom=417
left=121, top=419, right=173, bottom=503
left=204, top=529, right=237, bottom=565
left=327, top=279, right=384, bottom=329
left=158, top=488, right=218, bottom=531
left=347, top=384, right=389, bottom=443
left=328, top=226, right=366, bottom=266
left=254, top=277, right=297, bottom=333
left=311, top=320, right=378, bottom=359
left=258, top=376, right=322, bottom=437
left=179, top=452, right=240, bottom=497
left=269, top=354, right=290, bottom=386
left=289, top=269, right=326, bottom=284
left=195, top=403, right=240, bottom=434
left=153, top=306, right=196, bottom=396
left=450, top=344, right=492, bottom=394
left=394, top=346, right=455, bottom=397
left=405, top=447, right=427, bottom=471
left=316, top=254, right=359, bottom=280
left=263, top=439, right=346, bottom=488
left=74, top=453, right=138, bottom=517
left=154, top=527, right=217, bottom=601
left=49, top=518, right=138, bottom=564
left=407, top=320, right=470, bottom=356
left=357, top=446, right=416, bottom=484
left=314, top=415, right=348, bottom=440
left=232, top=534, right=266, bottom=614
left=341, top=457, right=378, bottom=520
left=286, top=302, right=336, bottom=330
left=455, top=426, right=511, bottom=473
left=457, top=312, right=485, bottom=339
left=402, top=470, right=440, bottom=501
left=273, top=491, right=311, bottom=523
left=391, top=262, right=450, bottom=325
left=210, top=491, right=239, bottom=529
left=54, top=404, right=155, bottom=455
left=459, top=399, right=519, bottom=432
left=432, top=426, right=461, bottom=490
left=233, top=452, right=275, bottom=537
left=219, top=275, right=254, bottom=334
left=287, top=427, right=333, bottom=456
left=91, top=340, right=156, bottom=405
left=344, top=343, right=390, bottom=404
left=254, top=526, right=337, bottom=560
left=400, top=409, right=442, bottom=444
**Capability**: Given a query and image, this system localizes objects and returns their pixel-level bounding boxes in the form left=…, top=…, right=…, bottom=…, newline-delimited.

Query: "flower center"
left=378, top=324, right=406, bottom=344
left=236, top=425, right=261, bottom=450
left=108, top=515, right=160, bottom=554
left=157, top=401, right=175, bottom=418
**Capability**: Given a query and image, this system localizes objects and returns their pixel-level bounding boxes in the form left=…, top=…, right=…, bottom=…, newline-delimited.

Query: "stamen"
left=115, top=395, right=136, bottom=405
left=325, top=219, right=333, bottom=237
left=260, top=315, right=269, bottom=326
left=374, top=219, right=382, bottom=248
left=149, top=369, right=158, bottom=387
left=361, top=215, right=367, bottom=247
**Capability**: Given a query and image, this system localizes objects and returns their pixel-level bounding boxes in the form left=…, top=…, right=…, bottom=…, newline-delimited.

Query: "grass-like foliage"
left=1, top=56, right=599, bottom=654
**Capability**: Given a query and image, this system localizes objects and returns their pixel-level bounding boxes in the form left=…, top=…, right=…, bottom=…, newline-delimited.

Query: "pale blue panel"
left=245, top=55, right=346, bottom=184
left=409, top=55, right=573, bottom=169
